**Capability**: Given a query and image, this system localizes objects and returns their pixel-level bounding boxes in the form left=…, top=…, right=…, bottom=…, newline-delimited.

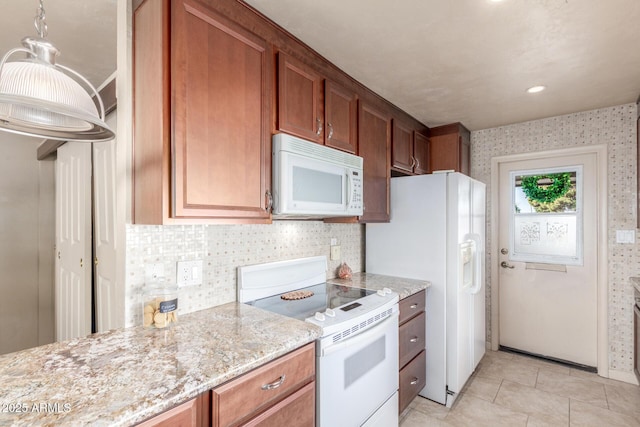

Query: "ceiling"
left=244, top=0, right=640, bottom=130
left=1, top=1, right=638, bottom=132
left=1, top=0, right=116, bottom=90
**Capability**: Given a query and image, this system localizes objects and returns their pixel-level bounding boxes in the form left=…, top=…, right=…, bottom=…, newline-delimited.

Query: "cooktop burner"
left=246, top=283, right=375, bottom=321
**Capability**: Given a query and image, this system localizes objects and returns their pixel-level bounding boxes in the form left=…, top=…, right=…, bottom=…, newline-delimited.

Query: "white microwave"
left=272, top=133, right=364, bottom=219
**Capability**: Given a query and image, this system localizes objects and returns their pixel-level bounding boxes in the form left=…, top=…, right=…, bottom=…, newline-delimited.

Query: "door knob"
left=500, top=248, right=508, bottom=255
left=501, top=261, right=515, bottom=269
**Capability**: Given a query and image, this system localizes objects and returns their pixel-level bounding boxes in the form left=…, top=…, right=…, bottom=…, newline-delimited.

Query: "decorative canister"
left=143, top=286, right=178, bottom=329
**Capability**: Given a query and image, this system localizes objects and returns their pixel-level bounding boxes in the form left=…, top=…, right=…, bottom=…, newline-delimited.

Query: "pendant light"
left=0, top=0, right=114, bottom=142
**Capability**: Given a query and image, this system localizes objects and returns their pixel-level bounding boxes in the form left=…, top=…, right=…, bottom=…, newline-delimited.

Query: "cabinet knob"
left=410, top=336, right=418, bottom=343
left=410, top=377, right=419, bottom=385
left=327, top=123, right=334, bottom=140
left=316, top=118, right=322, bottom=136
left=410, top=156, right=417, bottom=169
left=410, top=303, right=418, bottom=309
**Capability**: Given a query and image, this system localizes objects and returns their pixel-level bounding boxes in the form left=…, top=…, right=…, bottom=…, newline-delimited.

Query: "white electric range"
left=238, top=256, right=399, bottom=427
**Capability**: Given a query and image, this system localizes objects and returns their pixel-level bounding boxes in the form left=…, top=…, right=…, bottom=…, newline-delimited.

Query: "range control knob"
left=314, top=312, right=326, bottom=322
left=325, top=308, right=336, bottom=317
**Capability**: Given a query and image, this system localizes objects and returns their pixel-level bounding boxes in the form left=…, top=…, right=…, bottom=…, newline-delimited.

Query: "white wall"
left=0, top=134, right=55, bottom=354
left=471, top=103, right=637, bottom=377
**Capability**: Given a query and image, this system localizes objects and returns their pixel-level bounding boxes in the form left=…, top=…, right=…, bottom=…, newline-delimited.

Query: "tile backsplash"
left=125, top=221, right=364, bottom=327
left=471, top=103, right=637, bottom=376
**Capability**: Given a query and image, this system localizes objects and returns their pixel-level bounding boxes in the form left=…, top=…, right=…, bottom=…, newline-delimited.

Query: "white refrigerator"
left=366, top=172, right=486, bottom=407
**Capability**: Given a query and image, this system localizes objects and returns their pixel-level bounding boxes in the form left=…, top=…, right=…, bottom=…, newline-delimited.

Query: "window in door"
left=510, top=166, right=582, bottom=265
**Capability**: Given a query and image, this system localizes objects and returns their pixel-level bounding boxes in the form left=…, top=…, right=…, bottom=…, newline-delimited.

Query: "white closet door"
left=93, top=111, right=120, bottom=332
left=55, top=142, right=92, bottom=341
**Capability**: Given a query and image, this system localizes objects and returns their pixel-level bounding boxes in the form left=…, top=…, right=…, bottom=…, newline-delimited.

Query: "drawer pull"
left=261, top=374, right=286, bottom=391
left=410, top=377, right=419, bottom=385
left=410, top=304, right=418, bottom=309
left=410, top=336, right=418, bottom=343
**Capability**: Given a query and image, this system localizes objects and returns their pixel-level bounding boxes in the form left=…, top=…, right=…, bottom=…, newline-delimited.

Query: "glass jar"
left=143, top=286, right=178, bottom=329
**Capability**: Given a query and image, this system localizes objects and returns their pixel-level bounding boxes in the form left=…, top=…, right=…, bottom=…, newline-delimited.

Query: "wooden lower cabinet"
left=398, top=290, right=427, bottom=414
left=211, top=343, right=315, bottom=427
left=399, top=351, right=426, bottom=413
left=136, top=393, right=210, bottom=427
left=242, top=382, right=315, bottom=427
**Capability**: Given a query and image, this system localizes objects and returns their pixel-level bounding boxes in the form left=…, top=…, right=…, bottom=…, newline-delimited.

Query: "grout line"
left=568, top=398, right=571, bottom=426
left=602, top=383, right=610, bottom=410
left=493, top=379, right=504, bottom=403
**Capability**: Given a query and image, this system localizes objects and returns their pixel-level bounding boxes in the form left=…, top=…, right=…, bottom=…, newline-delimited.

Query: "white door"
left=93, top=111, right=120, bottom=332
left=498, top=152, right=598, bottom=367
left=55, top=142, right=92, bottom=341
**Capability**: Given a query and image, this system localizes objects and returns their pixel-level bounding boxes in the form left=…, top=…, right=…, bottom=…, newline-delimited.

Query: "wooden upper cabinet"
left=277, top=52, right=324, bottom=144
left=358, top=101, right=391, bottom=223
left=324, top=80, right=357, bottom=154
left=413, top=131, right=430, bottom=174
left=429, top=122, right=471, bottom=176
left=133, top=0, right=272, bottom=224
left=391, top=119, right=414, bottom=173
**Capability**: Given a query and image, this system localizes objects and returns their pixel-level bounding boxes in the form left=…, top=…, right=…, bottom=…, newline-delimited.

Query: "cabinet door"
left=358, top=101, right=391, bottom=223
left=399, top=311, right=425, bottom=368
left=137, top=393, right=210, bottom=427
left=212, top=343, right=315, bottom=426
left=391, top=119, right=414, bottom=173
left=399, top=350, right=426, bottom=414
left=413, top=132, right=429, bottom=175
left=172, top=0, right=271, bottom=221
left=324, top=80, right=357, bottom=154
left=241, top=382, right=315, bottom=427
left=278, top=52, right=324, bottom=143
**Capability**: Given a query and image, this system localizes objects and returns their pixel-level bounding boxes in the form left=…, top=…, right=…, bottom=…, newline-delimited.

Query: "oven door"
left=316, top=312, right=399, bottom=427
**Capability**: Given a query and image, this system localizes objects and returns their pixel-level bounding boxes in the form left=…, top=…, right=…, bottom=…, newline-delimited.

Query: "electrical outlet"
left=144, top=263, right=165, bottom=283
left=176, top=260, right=203, bottom=287
left=330, top=245, right=341, bottom=261
left=330, top=237, right=338, bottom=246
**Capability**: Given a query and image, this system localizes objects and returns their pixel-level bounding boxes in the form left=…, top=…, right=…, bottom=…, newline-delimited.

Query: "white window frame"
left=509, top=165, right=583, bottom=266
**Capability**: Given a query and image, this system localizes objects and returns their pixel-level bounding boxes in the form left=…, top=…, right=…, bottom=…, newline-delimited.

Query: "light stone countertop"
left=328, top=272, right=430, bottom=299
left=0, top=302, right=322, bottom=427
left=631, top=277, right=640, bottom=294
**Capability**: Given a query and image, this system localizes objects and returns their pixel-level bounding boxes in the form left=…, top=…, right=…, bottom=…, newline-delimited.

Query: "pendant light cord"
left=35, top=0, right=48, bottom=39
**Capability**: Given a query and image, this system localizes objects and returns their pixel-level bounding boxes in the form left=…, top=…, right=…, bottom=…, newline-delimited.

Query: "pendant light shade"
left=0, top=3, right=115, bottom=142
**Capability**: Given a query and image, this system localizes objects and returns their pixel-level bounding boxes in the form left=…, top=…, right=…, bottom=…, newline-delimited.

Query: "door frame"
left=490, top=145, right=608, bottom=377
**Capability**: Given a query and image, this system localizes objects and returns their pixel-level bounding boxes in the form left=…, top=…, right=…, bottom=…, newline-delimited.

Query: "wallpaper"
left=471, top=103, right=637, bottom=375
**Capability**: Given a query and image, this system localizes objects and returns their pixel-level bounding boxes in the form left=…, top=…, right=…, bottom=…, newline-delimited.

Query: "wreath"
left=520, top=173, right=572, bottom=203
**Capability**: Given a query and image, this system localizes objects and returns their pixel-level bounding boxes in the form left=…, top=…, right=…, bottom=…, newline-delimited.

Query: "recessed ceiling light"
left=526, top=85, right=546, bottom=94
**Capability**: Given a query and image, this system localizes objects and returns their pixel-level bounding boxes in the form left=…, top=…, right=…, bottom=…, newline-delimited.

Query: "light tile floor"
left=400, top=350, right=640, bottom=426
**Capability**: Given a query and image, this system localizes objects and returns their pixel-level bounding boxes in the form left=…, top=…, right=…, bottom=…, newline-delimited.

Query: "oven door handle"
left=321, top=312, right=398, bottom=357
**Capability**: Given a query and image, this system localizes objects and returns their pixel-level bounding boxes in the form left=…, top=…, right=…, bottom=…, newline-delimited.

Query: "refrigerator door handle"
left=462, top=234, right=483, bottom=295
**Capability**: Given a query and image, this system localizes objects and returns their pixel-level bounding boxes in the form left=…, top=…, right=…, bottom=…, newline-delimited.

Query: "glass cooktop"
left=246, top=283, right=375, bottom=321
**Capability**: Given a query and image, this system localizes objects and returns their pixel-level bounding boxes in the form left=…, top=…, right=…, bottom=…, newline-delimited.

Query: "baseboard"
left=608, top=369, right=639, bottom=386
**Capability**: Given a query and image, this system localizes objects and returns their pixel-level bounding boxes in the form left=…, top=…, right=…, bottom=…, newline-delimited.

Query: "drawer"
left=399, top=311, right=425, bottom=368
left=212, top=343, right=315, bottom=427
left=242, top=381, right=315, bottom=427
left=399, top=350, right=426, bottom=414
left=399, top=290, right=425, bottom=325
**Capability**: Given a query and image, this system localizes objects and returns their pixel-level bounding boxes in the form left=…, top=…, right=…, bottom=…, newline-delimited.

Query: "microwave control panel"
left=349, top=170, right=363, bottom=212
